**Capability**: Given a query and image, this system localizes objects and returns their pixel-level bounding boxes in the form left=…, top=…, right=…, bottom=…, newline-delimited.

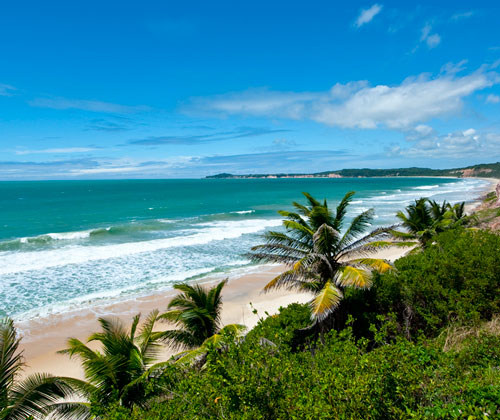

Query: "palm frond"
left=246, top=249, right=303, bottom=265
left=302, top=192, right=322, bottom=208
left=282, top=220, right=314, bottom=239
left=0, top=317, right=23, bottom=395
left=129, top=314, right=140, bottom=342
left=138, top=310, right=163, bottom=365
left=312, top=223, right=340, bottom=254
left=336, top=225, right=398, bottom=257
left=349, top=258, right=393, bottom=273
left=336, top=266, right=372, bottom=289
left=157, top=329, right=198, bottom=351
left=277, top=210, right=309, bottom=227
left=333, top=191, right=355, bottom=231
left=7, top=373, right=75, bottom=420
left=358, top=240, right=418, bottom=253
left=309, top=281, right=343, bottom=321
left=263, top=268, right=307, bottom=292
left=338, top=208, right=375, bottom=249
left=45, top=400, right=92, bottom=420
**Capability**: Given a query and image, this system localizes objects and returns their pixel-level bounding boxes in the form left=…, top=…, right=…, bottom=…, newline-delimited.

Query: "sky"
left=1, top=0, right=500, bottom=179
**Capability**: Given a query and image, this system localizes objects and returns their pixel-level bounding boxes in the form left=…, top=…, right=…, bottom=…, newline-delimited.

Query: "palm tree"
left=0, top=317, right=74, bottom=420
left=173, top=324, right=246, bottom=367
left=160, top=280, right=245, bottom=352
left=58, top=310, right=168, bottom=411
left=394, top=198, right=467, bottom=248
left=248, top=192, right=410, bottom=323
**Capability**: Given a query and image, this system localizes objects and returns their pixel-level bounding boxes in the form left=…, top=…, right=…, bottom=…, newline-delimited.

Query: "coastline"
left=18, top=264, right=308, bottom=379
left=465, top=177, right=499, bottom=212
left=16, top=177, right=498, bottom=379
left=19, top=247, right=410, bottom=380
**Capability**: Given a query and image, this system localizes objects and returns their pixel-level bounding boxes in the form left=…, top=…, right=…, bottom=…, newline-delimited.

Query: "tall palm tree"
left=160, top=280, right=245, bottom=351
left=0, top=317, right=73, bottom=420
left=58, top=310, right=168, bottom=411
left=394, top=198, right=467, bottom=248
left=248, top=192, right=410, bottom=323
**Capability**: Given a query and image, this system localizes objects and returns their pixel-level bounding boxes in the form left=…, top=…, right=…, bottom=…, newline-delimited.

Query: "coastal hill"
left=206, top=162, right=500, bottom=179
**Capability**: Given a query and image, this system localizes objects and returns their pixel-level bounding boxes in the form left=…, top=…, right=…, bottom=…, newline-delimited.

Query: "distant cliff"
left=206, top=162, right=500, bottom=179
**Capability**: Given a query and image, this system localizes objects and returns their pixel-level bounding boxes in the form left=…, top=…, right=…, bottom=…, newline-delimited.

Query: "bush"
left=104, top=325, right=500, bottom=419
left=100, top=228, right=500, bottom=419
left=344, top=229, right=500, bottom=339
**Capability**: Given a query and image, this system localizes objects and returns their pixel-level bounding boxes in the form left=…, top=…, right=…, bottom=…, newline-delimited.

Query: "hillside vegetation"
left=206, top=161, right=500, bottom=179
left=102, top=228, right=500, bottom=420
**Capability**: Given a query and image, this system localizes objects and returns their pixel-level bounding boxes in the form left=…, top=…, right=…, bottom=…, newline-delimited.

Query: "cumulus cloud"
left=29, top=97, right=149, bottom=114
left=354, top=4, right=383, bottom=28
left=185, top=66, right=498, bottom=130
left=391, top=126, right=500, bottom=159
left=420, top=24, right=441, bottom=48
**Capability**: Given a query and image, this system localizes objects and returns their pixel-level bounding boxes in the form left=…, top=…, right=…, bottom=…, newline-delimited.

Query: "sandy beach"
left=18, top=247, right=411, bottom=380
left=17, top=177, right=499, bottom=380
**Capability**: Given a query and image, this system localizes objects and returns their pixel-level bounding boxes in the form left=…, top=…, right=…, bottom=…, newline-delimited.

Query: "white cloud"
left=66, top=156, right=196, bottom=177
left=68, top=166, right=145, bottom=175
left=0, top=83, right=16, bottom=96
left=15, top=147, right=97, bottom=155
left=29, top=97, right=149, bottom=114
left=486, top=94, right=500, bottom=104
left=413, top=124, right=434, bottom=136
left=440, top=60, right=468, bottom=75
left=186, top=66, right=497, bottom=130
left=420, top=24, right=441, bottom=49
left=354, top=4, right=383, bottom=28
left=451, top=11, right=475, bottom=21
left=391, top=126, right=500, bottom=159
left=426, top=34, right=441, bottom=48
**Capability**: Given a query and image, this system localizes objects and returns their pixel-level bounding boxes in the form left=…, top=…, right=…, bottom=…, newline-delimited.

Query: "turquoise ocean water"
left=0, top=177, right=489, bottom=321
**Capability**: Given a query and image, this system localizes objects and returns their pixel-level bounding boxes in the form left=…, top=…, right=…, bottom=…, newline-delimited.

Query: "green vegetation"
left=248, top=192, right=405, bottom=322
left=159, top=280, right=246, bottom=366
left=391, top=198, right=467, bottom=248
left=160, top=280, right=244, bottom=351
left=0, top=317, right=73, bottom=420
left=58, top=311, right=169, bottom=414
left=3, top=192, right=500, bottom=419
left=205, top=161, right=500, bottom=179
left=100, top=228, right=500, bottom=419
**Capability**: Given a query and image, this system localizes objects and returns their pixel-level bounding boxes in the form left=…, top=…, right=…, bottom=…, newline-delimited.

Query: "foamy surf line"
left=0, top=219, right=281, bottom=275
left=12, top=260, right=265, bottom=330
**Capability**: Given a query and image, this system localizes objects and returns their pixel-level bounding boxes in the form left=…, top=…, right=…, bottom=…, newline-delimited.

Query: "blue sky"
left=1, top=0, right=500, bottom=179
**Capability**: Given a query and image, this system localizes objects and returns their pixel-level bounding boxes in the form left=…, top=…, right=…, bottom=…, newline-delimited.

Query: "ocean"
left=0, top=177, right=489, bottom=321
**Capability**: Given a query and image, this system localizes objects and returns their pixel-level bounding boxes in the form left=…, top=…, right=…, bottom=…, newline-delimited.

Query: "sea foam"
left=0, top=218, right=281, bottom=275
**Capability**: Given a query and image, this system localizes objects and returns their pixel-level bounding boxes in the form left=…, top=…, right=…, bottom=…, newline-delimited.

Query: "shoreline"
left=19, top=247, right=410, bottom=380
left=18, top=264, right=308, bottom=379
left=16, top=177, right=499, bottom=379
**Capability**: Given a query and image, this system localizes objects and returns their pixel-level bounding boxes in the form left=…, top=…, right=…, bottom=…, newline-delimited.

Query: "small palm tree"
left=394, top=198, right=467, bottom=248
left=160, top=280, right=245, bottom=351
left=0, top=317, right=73, bottom=420
left=58, top=310, right=168, bottom=411
left=174, top=324, right=246, bottom=367
left=248, top=192, right=410, bottom=323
